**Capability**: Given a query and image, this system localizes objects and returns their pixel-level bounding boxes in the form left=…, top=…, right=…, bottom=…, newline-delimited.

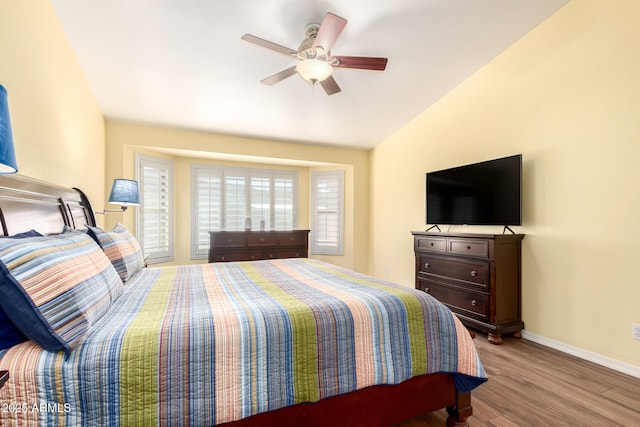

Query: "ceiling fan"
left=241, top=12, right=388, bottom=95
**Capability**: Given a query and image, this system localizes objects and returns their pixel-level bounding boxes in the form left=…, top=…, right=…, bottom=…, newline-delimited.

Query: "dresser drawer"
left=263, top=249, right=306, bottom=259
left=214, top=235, right=246, bottom=248
left=247, top=234, right=278, bottom=246
left=419, top=256, right=489, bottom=289
left=415, top=236, right=447, bottom=253
left=418, top=280, right=489, bottom=321
left=279, top=234, right=308, bottom=247
left=448, top=238, right=489, bottom=258
left=211, top=250, right=261, bottom=262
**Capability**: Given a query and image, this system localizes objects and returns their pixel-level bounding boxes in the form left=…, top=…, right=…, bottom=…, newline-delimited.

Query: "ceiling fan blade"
left=332, top=56, right=388, bottom=71
left=320, top=75, right=341, bottom=95
left=260, top=66, right=298, bottom=86
left=312, top=13, right=347, bottom=52
left=241, top=34, right=297, bottom=57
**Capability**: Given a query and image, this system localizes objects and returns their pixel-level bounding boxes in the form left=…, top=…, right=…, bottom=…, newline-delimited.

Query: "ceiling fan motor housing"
left=298, top=23, right=329, bottom=58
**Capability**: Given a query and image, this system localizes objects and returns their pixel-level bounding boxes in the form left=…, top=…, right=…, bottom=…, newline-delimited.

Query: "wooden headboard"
left=0, top=174, right=96, bottom=236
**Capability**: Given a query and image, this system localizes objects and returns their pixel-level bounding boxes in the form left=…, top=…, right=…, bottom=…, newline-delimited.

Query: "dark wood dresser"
left=208, top=230, right=310, bottom=263
left=411, top=231, right=524, bottom=344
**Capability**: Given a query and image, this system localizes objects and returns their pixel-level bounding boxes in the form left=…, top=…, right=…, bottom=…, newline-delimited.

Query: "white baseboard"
left=521, top=331, right=640, bottom=379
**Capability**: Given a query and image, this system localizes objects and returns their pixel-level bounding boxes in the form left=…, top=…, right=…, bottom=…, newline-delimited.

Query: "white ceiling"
left=51, top=0, right=568, bottom=150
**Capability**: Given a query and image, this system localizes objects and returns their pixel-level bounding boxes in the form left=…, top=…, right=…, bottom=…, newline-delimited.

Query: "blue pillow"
left=0, top=306, right=27, bottom=350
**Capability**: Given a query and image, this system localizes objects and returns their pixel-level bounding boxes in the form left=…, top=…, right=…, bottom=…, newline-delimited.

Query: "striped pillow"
left=0, top=229, right=44, bottom=350
left=87, top=223, right=145, bottom=282
left=0, top=231, right=123, bottom=354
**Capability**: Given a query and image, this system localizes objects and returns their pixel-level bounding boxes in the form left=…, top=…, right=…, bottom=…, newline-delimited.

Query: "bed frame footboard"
left=220, top=373, right=472, bottom=427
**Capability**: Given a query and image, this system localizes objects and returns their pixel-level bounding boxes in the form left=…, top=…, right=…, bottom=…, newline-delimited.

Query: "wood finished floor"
left=395, top=333, right=640, bottom=427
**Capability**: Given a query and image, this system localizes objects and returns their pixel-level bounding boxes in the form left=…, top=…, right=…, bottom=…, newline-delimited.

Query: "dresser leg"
left=487, top=333, right=503, bottom=345
left=512, top=330, right=522, bottom=339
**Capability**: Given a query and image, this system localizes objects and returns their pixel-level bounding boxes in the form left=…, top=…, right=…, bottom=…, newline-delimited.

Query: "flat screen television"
left=426, top=154, right=522, bottom=226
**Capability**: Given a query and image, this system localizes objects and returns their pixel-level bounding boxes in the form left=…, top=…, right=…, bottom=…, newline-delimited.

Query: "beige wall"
left=370, top=0, right=640, bottom=368
left=105, top=121, right=370, bottom=272
left=0, top=0, right=105, bottom=212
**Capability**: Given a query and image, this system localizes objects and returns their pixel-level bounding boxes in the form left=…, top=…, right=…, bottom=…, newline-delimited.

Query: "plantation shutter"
left=251, top=174, right=271, bottom=229
left=273, top=174, right=295, bottom=230
left=192, top=167, right=223, bottom=257
left=190, top=165, right=297, bottom=259
left=225, top=171, right=247, bottom=231
left=137, top=155, right=173, bottom=263
left=311, top=170, right=344, bottom=255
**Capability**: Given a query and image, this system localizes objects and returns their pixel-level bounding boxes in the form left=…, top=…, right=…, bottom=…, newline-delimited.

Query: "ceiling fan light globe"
left=296, top=59, right=333, bottom=83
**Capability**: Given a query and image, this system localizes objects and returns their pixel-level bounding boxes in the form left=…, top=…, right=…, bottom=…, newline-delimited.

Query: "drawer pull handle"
left=430, top=242, right=434, bottom=246
left=423, top=288, right=430, bottom=293
left=290, top=237, right=295, bottom=241
left=471, top=300, right=477, bottom=306
left=227, top=239, right=232, bottom=243
left=466, top=245, right=471, bottom=250
left=424, top=263, right=430, bottom=269
left=470, top=270, right=477, bottom=277
left=221, top=256, right=226, bottom=261
left=260, top=238, right=265, bottom=242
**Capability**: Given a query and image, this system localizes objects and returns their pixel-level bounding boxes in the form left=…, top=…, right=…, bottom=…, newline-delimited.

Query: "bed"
left=0, top=174, right=486, bottom=427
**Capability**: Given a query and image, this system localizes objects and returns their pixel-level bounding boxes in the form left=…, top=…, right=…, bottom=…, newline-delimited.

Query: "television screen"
left=426, top=154, right=522, bottom=226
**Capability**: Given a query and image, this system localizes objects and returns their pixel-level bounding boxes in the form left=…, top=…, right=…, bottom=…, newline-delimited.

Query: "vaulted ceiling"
left=51, top=0, right=568, bottom=150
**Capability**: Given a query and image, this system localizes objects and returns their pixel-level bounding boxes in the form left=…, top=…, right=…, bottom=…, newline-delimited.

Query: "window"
left=191, top=165, right=298, bottom=258
left=310, top=170, right=344, bottom=255
left=136, top=155, right=173, bottom=263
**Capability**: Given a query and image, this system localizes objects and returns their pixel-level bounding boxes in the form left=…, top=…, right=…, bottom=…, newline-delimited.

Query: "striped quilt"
left=0, top=258, right=486, bottom=426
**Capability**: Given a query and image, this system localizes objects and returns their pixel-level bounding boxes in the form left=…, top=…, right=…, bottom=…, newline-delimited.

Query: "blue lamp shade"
left=0, top=84, right=18, bottom=174
left=108, top=179, right=140, bottom=207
